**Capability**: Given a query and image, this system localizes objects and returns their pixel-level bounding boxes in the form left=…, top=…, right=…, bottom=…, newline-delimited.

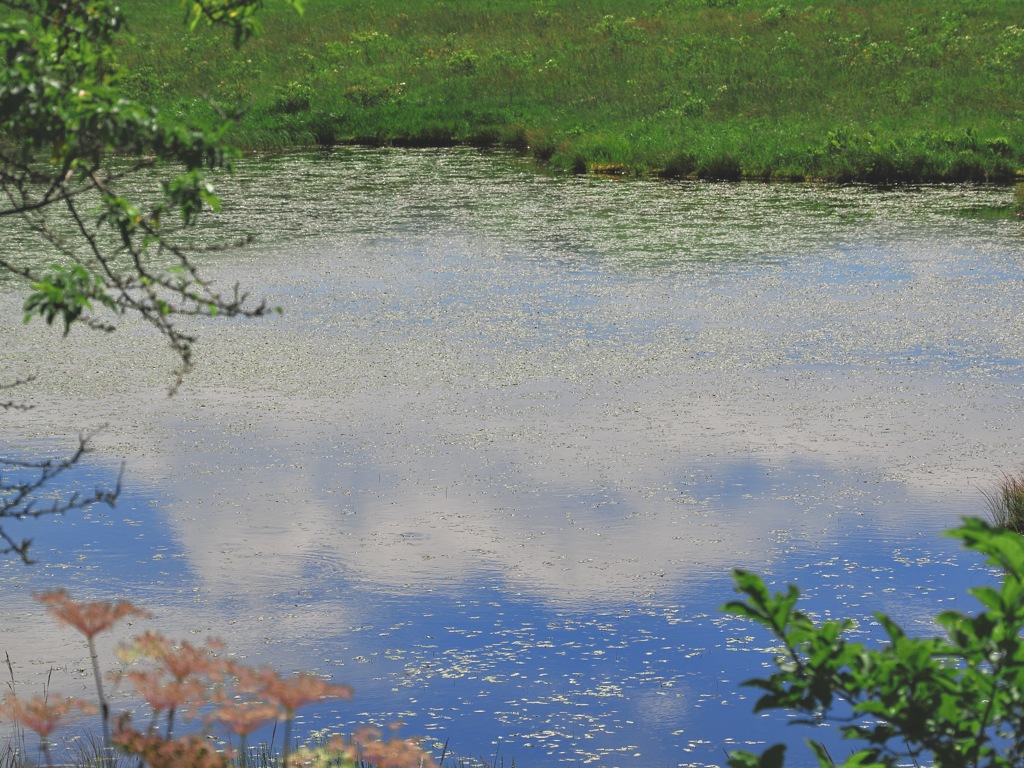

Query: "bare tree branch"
left=0, top=0, right=300, bottom=561
left=0, top=433, right=122, bottom=564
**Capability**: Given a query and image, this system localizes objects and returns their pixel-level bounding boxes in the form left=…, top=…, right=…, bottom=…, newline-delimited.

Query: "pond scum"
left=115, top=0, right=1024, bottom=182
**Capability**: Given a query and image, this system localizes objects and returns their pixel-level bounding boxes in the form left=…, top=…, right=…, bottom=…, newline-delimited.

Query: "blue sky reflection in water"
left=0, top=457, right=995, bottom=767
left=0, top=148, right=1021, bottom=767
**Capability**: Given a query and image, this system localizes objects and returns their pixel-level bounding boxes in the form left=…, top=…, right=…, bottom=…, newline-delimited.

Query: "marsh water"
left=1, top=148, right=1023, bottom=767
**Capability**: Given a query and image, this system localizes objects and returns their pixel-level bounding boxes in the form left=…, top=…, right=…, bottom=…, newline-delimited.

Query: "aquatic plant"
left=983, top=468, right=1024, bottom=534
left=1, top=592, right=435, bottom=768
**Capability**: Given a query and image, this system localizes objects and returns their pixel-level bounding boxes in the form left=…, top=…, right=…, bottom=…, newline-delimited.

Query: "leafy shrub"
left=529, top=132, right=557, bottom=162
left=592, top=14, right=644, bottom=47
left=762, top=5, right=790, bottom=26
left=532, top=9, right=554, bottom=27
left=350, top=30, right=395, bottom=56
left=725, top=518, right=1024, bottom=768
left=446, top=48, right=479, bottom=74
left=119, top=65, right=170, bottom=102
left=945, top=152, right=989, bottom=183
left=989, top=25, right=1024, bottom=71
left=309, top=112, right=340, bottom=146
left=987, top=138, right=1014, bottom=158
left=342, top=83, right=403, bottom=108
left=681, top=96, right=708, bottom=117
left=271, top=81, right=315, bottom=114
left=322, top=40, right=359, bottom=61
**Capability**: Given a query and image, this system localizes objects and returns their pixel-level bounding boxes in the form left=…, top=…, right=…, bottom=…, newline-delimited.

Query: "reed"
left=984, top=468, right=1024, bottom=535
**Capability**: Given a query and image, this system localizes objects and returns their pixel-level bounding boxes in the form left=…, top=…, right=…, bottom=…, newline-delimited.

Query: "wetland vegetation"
left=116, top=0, right=1024, bottom=182
left=984, top=467, right=1024, bottom=535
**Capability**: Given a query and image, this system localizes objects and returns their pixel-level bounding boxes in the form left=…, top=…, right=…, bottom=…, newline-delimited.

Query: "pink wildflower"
left=235, top=667, right=352, bottom=716
left=35, top=589, right=149, bottom=639
left=0, top=693, right=94, bottom=737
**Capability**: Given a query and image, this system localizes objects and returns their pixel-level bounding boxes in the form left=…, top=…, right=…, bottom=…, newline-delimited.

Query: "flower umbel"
left=285, top=727, right=439, bottom=768
left=13, top=593, right=434, bottom=768
left=122, top=670, right=207, bottom=716
left=0, top=693, right=94, bottom=737
left=35, top=589, right=151, bottom=755
left=35, top=589, right=150, bottom=639
left=207, top=700, right=279, bottom=736
left=118, top=632, right=225, bottom=681
left=232, top=667, right=353, bottom=766
left=114, top=717, right=230, bottom=768
left=235, top=668, right=353, bottom=716
left=350, top=725, right=440, bottom=768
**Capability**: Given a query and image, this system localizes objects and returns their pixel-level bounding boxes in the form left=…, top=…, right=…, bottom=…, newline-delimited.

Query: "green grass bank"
left=121, top=0, right=1024, bottom=182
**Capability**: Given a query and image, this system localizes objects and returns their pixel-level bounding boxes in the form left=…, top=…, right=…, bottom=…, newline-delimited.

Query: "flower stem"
left=282, top=716, right=293, bottom=767
left=87, top=636, right=112, bottom=764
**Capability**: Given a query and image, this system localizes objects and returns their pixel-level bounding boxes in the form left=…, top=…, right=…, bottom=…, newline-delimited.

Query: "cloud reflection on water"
left=0, top=150, right=1021, bottom=766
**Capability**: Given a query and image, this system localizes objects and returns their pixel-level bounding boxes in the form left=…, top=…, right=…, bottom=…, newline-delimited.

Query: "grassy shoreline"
left=119, top=1, right=1023, bottom=182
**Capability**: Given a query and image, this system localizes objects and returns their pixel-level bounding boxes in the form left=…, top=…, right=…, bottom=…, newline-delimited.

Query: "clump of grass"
left=983, top=468, right=1024, bottom=534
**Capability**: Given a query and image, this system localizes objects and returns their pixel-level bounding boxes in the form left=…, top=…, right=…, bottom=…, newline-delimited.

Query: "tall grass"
left=984, top=468, right=1024, bottom=535
left=114, top=0, right=1024, bottom=181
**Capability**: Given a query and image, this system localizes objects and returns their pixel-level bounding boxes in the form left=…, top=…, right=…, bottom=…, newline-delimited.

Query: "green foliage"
left=184, top=0, right=308, bottom=47
left=107, top=0, right=1024, bottom=180
left=0, top=0, right=303, bottom=392
left=724, top=518, right=1024, bottom=768
left=0, top=0, right=299, bottom=558
left=762, top=6, right=791, bottom=27
left=23, top=264, right=117, bottom=335
left=592, top=14, right=644, bottom=48
left=446, top=47, right=480, bottom=74
left=272, top=80, right=315, bottom=113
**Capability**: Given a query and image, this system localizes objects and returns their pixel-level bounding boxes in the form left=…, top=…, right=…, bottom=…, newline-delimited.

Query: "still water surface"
left=1, top=148, right=1023, bottom=766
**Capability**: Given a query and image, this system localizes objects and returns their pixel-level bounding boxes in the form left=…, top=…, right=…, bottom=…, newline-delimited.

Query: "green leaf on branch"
left=727, top=745, right=787, bottom=768
left=23, top=264, right=117, bottom=335
left=164, top=170, right=222, bottom=224
left=727, top=517, right=1024, bottom=767
left=185, top=0, right=306, bottom=47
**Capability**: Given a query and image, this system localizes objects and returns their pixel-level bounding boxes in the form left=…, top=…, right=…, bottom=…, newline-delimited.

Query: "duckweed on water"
left=1, top=150, right=1021, bottom=767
